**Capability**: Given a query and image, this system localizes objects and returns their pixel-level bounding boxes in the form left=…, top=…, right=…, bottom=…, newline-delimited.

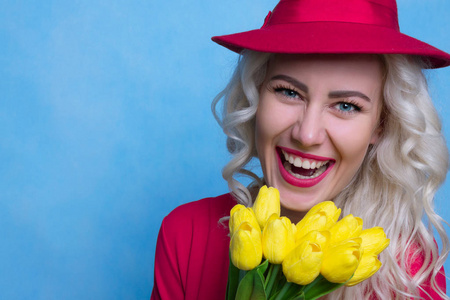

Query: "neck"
left=280, top=206, right=307, bottom=224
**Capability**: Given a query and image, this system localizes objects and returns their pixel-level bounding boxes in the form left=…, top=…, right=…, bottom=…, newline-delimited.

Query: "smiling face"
left=255, top=54, right=383, bottom=222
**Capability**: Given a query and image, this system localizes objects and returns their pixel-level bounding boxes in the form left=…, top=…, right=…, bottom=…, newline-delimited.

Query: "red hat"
left=212, top=0, right=450, bottom=68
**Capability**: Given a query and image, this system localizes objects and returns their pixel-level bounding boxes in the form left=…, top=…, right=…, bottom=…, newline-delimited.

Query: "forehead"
left=267, top=53, right=384, bottom=82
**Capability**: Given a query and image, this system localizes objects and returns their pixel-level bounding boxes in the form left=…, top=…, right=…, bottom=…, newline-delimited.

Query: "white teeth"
left=281, top=149, right=329, bottom=172
left=303, top=160, right=311, bottom=169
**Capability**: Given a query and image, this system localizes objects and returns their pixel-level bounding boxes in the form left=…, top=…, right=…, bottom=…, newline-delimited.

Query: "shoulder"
left=153, top=194, right=236, bottom=299
left=152, top=194, right=236, bottom=299
left=164, top=193, right=236, bottom=223
left=156, top=193, right=236, bottom=276
left=160, top=193, right=236, bottom=237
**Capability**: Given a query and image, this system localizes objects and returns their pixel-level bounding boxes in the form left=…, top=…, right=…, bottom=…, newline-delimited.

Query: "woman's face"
left=255, top=54, right=383, bottom=221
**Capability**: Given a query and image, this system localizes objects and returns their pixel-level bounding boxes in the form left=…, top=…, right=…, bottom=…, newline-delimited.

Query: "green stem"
left=238, top=269, right=247, bottom=282
left=265, top=263, right=274, bottom=287
left=225, top=257, right=240, bottom=300
left=302, top=274, right=327, bottom=295
left=265, top=264, right=281, bottom=296
left=274, top=282, right=292, bottom=300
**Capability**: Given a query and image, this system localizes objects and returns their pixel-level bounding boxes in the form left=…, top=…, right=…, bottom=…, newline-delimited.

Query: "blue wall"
left=1, top=0, right=449, bottom=298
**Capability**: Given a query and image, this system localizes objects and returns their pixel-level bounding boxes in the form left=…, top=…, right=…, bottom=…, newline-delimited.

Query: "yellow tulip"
left=307, top=200, right=340, bottom=217
left=252, top=185, right=280, bottom=229
left=229, top=204, right=260, bottom=237
left=359, top=227, right=390, bottom=255
left=343, top=227, right=389, bottom=286
left=230, top=222, right=263, bottom=270
left=321, top=238, right=362, bottom=283
left=296, top=230, right=330, bottom=251
left=295, top=201, right=341, bottom=240
left=345, top=253, right=381, bottom=286
left=282, top=240, right=323, bottom=285
left=262, top=215, right=296, bottom=264
left=328, top=214, right=363, bottom=245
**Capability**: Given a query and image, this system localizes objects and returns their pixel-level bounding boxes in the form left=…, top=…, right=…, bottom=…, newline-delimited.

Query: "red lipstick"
left=277, top=146, right=335, bottom=188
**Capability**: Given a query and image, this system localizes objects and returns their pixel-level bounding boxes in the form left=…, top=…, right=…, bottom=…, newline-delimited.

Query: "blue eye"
left=338, top=102, right=359, bottom=112
left=280, top=89, right=298, bottom=98
left=273, top=84, right=302, bottom=100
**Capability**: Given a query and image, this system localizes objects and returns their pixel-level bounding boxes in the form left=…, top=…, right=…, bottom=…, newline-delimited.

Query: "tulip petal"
left=345, top=254, right=381, bottom=286
left=282, top=240, right=323, bottom=285
left=296, top=230, right=330, bottom=251
left=321, top=238, right=362, bottom=283
left=262, top=216, right=296, bottom=264
left=328, top=215, right=363, bottom=245
left=296, top=201, right=341, bottom=240
left=230, top=222, right=263, bottom=271
left=359, top=227, right=390, bottom=255
left=252, top=185, right=280, bottom=229
left=229, top=205, right=260, bottom=237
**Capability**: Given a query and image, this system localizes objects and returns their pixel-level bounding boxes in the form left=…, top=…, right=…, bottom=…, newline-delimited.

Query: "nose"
left=291, top=105, right=327, bottom=147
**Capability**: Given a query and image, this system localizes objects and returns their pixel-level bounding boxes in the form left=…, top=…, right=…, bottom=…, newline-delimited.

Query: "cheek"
left=330, top=121, right=376, bottom=164
left=255, top=98, right=279, bottom=149
left=255, top=96, right=294, bottom=169
left=256, top=94, right=300, bottom=140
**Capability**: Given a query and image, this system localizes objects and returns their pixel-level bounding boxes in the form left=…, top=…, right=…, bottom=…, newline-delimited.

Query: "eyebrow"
left=328, top=90, right=372, bottom=102
left=270, top=75, right=308, bottom=93
left=270, top=74, right=372, bottom=102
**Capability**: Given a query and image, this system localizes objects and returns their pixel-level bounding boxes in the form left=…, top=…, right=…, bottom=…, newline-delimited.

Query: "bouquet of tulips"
left=226, top=186, right=390, bottom=300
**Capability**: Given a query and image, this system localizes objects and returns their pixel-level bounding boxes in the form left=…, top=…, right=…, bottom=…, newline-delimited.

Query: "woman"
left=151, top=0, right=450, bottom=299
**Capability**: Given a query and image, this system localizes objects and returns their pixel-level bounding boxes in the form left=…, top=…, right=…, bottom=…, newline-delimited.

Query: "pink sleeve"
left=407, top=249, right=446, bottom=299
left=418, top=265, right=446, bottom=300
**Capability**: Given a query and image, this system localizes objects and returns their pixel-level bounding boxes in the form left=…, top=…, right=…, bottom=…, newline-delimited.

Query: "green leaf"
left=271, top=282, right=303, bottom=300
left=256, top=259, right=269, bottom=277
left=254, top=270, right=268, bottom=299
left=235, top=268, right=267, bottom=300
left=226, top=255, right=241, bottom=300
left=290, top=293, right=305, bottom=300
left=284, top=283, right=304, bottom=299
left=301, top=275, right=345, bottom=300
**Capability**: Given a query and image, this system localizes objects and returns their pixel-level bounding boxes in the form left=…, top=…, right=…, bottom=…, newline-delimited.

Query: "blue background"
left=1, top=0, right=449, bottom=299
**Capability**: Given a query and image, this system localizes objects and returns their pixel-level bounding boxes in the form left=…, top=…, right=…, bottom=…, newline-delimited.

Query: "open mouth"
left=276, top=147, right=334, bottom=187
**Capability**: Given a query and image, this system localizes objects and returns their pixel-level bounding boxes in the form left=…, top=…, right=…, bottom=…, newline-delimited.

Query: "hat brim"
left=212, top=22, right=450, bottom=69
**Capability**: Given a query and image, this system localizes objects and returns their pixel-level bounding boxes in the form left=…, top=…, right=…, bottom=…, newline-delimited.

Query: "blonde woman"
left=152, top=0, right=450, bottom=299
